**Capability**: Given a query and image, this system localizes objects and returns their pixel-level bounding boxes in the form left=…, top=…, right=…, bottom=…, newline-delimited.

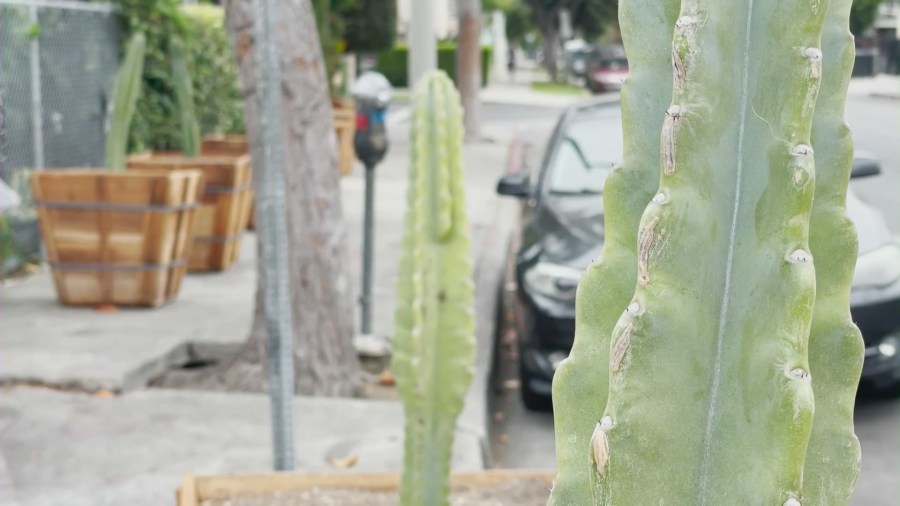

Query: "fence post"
left=28, top=3, right=44, bottom=170
left=253, top=0, right=296, bottom=471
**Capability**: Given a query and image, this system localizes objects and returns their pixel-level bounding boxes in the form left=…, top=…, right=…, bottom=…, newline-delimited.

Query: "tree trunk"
left=456, top=0, right=482, bottom=142
left=540, top=20, right=561, bottom=83
left=192, top=0, right=362, bottom=396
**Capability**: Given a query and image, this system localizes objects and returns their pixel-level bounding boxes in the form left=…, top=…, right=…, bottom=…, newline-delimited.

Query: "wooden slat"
left=177, top=474, right=200, bottom=506
left=188, top=470, right=556, bottom=502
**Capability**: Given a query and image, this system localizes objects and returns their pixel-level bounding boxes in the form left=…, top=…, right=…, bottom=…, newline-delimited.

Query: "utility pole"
left=408, top=0, right=436, bottom=86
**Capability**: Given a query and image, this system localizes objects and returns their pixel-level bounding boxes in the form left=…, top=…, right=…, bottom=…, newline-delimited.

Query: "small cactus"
left=551, top=0, right=862, bottom=503
left=392, top=70, right=475, bottom=506
left=171, top=38, right=200, bottom=157
left=104, top=32, right=146, bottom=171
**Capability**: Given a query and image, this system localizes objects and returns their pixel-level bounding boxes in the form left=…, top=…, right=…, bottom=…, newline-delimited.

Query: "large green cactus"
left=804, top=0, right=864, bottom=501
left=171, top=38, right=200, bottom=157
left=547, top=0, right=678, bottom=503
left=392, top=70, right=475, bottom=506
left=104, top=32, right=146, bottom=171
left=548, top=0, right=862, bottom=503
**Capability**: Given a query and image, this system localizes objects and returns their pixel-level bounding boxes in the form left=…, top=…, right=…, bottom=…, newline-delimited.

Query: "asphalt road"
left=485, top=93, right=900, bottom=505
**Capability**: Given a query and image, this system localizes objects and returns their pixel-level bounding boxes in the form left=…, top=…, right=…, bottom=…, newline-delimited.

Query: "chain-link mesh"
left=0, top=0, right=118, bottom=274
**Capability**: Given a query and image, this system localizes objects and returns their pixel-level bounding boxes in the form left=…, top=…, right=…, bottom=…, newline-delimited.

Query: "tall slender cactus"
left=104, top=32, right=146, bottom=171
left=549, top=0, right=862, bottom=503
left=392, top=70, right=475, bottom=506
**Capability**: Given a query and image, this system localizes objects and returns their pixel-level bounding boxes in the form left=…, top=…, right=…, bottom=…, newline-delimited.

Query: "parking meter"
left=351, top=72, right=393, bottom=168
left=350, top=72, right=392, bottom=337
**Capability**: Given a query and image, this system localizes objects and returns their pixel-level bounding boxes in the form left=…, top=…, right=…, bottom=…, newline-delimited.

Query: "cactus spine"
left=804, top=0, right=864, bottom=501
left=104, top=32, right=146, bottom=171
left=549, top=0, right=862, bottom=503
left=171, top=38, right=200, bottom=157
left=392, top=71, right=475, bottom=506
left=547, top=0, right=678, bottom=503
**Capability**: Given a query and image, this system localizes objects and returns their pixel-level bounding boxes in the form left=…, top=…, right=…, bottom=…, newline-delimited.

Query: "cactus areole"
left=550, top=0, right=863, bottom=504
left=392, top=71, right=475, bottom=506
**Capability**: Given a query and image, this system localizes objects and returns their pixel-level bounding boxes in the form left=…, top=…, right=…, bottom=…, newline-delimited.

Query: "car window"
left=597, top=58, right=628, bottom=70
left=546, top=107, right=623, bottom=195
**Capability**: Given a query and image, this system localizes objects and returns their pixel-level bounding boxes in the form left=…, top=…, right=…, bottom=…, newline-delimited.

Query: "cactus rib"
left=804, top=0, right=864, bottom=501
left=104, top=32, right=146, bottom=171
left=392, top=71, right=475, bottom=506
left=547, top=0, right=679, bottom=503
left=596, top=0, right=829, bottom=502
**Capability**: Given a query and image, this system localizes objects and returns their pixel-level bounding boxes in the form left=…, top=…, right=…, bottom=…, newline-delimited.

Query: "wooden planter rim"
left=177, top=469, right=556, bottom=506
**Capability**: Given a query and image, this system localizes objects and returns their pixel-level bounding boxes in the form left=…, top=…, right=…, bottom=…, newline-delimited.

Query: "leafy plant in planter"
left=126, top=36, right=252, bottom=272
left=31, top=33, right=203, bottom=307
left=549, top=0, right=863, bottom=504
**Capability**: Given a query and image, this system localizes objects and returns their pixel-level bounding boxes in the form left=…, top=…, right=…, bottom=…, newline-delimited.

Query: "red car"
left=586, top=55, right=629, bottom=94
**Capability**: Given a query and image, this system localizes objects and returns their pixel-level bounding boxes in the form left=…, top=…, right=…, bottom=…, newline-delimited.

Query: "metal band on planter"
left=203, top=182, right=253, bottom=195
left=34, top=200, right=199, bottom=212
left=47, top=258, right=188, bottom=272
left=193, top=232, right=246, bottom=244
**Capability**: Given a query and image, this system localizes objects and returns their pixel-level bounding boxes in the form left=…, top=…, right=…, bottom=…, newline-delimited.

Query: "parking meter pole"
left=351, top=72, right=392, bottom=341
left=360, top=163, right=376, bottom=335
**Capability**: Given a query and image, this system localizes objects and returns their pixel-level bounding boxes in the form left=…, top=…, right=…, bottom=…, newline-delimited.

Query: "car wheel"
left=518, top=352, right=553, bottom=412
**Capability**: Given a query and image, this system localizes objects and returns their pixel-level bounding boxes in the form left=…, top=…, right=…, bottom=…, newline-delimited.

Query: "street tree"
left=194, top=0, right=363, bottom=396
left=523, top=0, right=617, bottom=81
left=457, top=0, right=483, bottom=141
left=849, top=0, right=886, bottom=35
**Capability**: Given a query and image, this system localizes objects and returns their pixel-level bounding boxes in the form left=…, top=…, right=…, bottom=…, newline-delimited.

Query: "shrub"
left=373, top=43, right=493, bottom=88
left=114, top=0, right=242, bottom=152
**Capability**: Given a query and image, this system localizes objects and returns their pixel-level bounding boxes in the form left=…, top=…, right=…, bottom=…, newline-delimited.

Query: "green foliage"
left=849, top=0, right=885, bottom=35
left=504, top=3, right=535, bottom=45
left=551, top=0, right=862, bottom=503
left=181, top=4, right=244, bottom=137
left=170, top=38, right=199, bottom=157
left=374, top=44, right=493, bottom=88
left=340, top=0, right=396, bottom=53
left=105, top=32, right=146, bottom=171
left=524, top=0, right=618, bottom=39
left=113, top=0, right=242, bottom=152
left=393, top=71, right=475, bottom=506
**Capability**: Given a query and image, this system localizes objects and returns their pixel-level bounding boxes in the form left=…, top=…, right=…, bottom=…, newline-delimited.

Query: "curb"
left=457, top=197, right=519, bottom=469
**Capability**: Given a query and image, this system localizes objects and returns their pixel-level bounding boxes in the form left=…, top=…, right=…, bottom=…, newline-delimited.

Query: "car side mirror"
left=851, top=157, right=881, bottom=179
left=496, top=172, right=531, bottom=198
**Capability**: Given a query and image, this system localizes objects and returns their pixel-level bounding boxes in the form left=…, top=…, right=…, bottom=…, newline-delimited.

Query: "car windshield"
left=597, top=58, right=628, bottom=70
left=547, top=106, right=623, bottom=195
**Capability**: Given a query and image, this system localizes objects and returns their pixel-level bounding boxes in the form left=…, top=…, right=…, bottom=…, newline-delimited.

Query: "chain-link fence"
left=0, top=0, right=118, bottom=274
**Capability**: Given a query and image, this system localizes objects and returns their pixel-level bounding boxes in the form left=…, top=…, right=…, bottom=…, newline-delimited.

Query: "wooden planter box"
left=30, top=169, right=202, bottom=307
left=127, top=153, right=252, bottom=272
left=200, top=135, right=255, bottom=231
left=333, top=101, right=356, bottom=177
left=176, top=470, right=555, bottom=505
left=199, top=102, right=355, bottom=233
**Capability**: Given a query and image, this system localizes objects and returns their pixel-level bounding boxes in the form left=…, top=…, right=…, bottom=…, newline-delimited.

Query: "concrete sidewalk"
left=848, top=74, right=900, bottom=100
left=0, top=388, right=481, bottom=506
left=0, top=111, right=525, bottom=504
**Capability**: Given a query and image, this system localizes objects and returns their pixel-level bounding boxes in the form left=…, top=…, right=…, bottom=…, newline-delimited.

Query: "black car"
left=497, top=100, right=900, bottom=411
